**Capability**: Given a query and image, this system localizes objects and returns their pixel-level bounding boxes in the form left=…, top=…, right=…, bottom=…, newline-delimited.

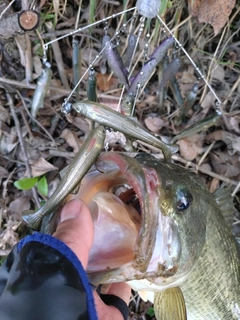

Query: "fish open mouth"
left=71, top=152, right=161, bottom=274
left=112, top=185, right=141, bottom=219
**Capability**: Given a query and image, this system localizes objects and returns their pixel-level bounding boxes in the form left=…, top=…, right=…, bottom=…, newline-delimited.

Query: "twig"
left=6, top=93, right=41, bottom=208
left=136, top=140, right=238, bottom=186
left=231, top=181, right=240, bottom=197
left=49, top=150, right=76, bottom=158
left=0, top=0, right=15, bottom=20
left=197, top=141, right=215, bottom=168
left=173, top=155, right=238, bottom=186
left=16, top=90, right=57, bottom=146
left=46, top=23, right=70, bottom=90
left=24, top=34, right=33, bottom=82
left=49, top=114, right=60, bottom=136
left=0, top=77, right=122, bottom=101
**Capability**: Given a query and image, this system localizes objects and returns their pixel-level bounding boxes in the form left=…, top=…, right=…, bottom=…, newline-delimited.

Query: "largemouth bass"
left=27, top=151, right=240, bottom=319
left=68, top=152, right=240, bottom=319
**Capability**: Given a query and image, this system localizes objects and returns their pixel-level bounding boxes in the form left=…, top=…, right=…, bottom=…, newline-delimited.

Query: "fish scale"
left=181, top=207, right=240, bottom=319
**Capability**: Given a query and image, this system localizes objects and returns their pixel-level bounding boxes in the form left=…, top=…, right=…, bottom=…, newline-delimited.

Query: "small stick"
left=6, top=93, right=40, bottom=208
left=16, top=90, right=56, bottom=146
left=46, top=23, right=70, bottom=90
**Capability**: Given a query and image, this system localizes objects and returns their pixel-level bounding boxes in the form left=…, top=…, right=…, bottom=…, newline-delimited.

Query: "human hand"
left=53, top=199, right=131, bottom=320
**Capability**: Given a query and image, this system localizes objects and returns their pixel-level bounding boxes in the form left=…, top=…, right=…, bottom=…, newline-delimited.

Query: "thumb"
left=53, top=199, right=94, bottom=269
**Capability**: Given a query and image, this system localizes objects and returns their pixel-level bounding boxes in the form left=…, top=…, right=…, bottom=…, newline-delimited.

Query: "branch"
left=0, top=10, right=40, bottom=39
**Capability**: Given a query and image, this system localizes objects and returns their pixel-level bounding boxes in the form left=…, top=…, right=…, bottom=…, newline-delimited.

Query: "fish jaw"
left=87, top=153, right=183, bottom=281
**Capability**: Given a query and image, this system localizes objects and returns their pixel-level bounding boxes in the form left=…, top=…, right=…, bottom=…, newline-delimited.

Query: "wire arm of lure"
left=43, top=7, right=136, bottom=53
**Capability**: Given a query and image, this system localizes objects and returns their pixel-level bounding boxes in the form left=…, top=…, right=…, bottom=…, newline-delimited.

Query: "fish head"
left=74, top=152, right=207, bottom=287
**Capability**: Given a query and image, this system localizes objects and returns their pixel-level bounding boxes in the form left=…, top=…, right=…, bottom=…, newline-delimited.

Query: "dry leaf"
left=0, top=105, right=10, bottom=123
left=0, top=166, right=8, bottom=179
left=105, top=130, right=126, bottom=147
left=227, top=116, right=240, bottom=134
left=144, top=116, right=165, bottom=133
left=97, top=73, right=116, bottom=91
left=209, top=178, right=220, bottom=193
left=210, top=151, right=240, bottom=178
left=0, top=220, right=20, bottom=250
left=211, top=65, right=225, bottom=82
left=60, top=129, right=82, bottom=153
left=29, top=157, right=58, bottom=177
left=177, top=134, right=204, bottom=160
left=65, top=114, right=90, bottom=133
left=189, top=0, right=236, bottom=35
left=200, top=91, right=215, bottom=111
left=8, top=196, right=30, bottom=220
left=206, top=130, right=240, bottom=155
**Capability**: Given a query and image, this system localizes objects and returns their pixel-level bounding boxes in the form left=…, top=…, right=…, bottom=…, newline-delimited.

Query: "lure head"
left=73, top=153, right=207, bottom=288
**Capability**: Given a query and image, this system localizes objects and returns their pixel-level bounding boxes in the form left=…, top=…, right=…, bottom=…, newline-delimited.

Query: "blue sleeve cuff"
left=18, top=233, right=97, bottom=320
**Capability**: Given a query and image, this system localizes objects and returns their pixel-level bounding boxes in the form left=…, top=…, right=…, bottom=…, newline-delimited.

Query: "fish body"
left=128, top=58, right=158, bottom=95
left=31, top=64, right=52, bottom=118
left=179, top=201, right=240, bottom=319
left=71, top=152, right=240, bottom=319
left=102, top=35, right=129, bottom=88
left=24, top=149, right=240, bottom=318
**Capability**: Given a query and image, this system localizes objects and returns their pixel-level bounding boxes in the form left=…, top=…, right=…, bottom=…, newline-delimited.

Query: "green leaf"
left=37, top=175, right=48, bottom=197
left=147, top=306, right=155, bottom=317
left=14, top=177, right=39, bottom=190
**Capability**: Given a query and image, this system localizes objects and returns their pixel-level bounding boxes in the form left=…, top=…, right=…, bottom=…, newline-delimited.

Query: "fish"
left=22, top=126, right=106, bottom=230
left=31, top=63, right=52, bottom=118
left=72, top=100, right=179, bottom=160
left=127, top=58, right=158, bottom=95
left=102, top=34, right=129, bottom=89
left=25, top=149, right=240, bottom=318
left=65, top=152, right=240, bottom=319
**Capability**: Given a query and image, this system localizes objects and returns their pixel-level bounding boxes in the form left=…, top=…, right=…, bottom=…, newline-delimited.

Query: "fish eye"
left=176, top=189, right=193, bottom=211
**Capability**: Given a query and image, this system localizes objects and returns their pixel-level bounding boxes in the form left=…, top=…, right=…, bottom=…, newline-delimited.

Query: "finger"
left=93, top=292, right=126, bottom=320
left=93, top=283, right=131, bottom=320
left=53, top=199, right=94, bottom=269
left=106, top=283, right=131, bottom=305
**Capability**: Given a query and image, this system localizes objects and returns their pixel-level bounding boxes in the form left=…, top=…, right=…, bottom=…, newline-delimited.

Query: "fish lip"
left=97, top=152, right=180, bottom=277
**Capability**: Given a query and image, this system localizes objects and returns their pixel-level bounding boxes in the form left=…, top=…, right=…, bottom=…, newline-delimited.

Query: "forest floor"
left=0, top=1, right=240, bottom=318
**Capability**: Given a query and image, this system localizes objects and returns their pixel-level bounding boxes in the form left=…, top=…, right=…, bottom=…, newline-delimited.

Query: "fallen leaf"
left=144, top=115, right=165, bottom=133
left=105, top=130, right=126, bottom=147
left=0, top=220, right=20, bottom=250
left=200, top=91, right=215, bottom=111
left=8, top=196, right=30, bottom=220
left=209, top=177, right=220, bottom=193
left=189, top=0, right=236, bottom=35
left=210, top=151, right=240, bottom=178
left=29, top=157, right=58, bottom=177
left=60, top=128, right=82, bottom=153
left=0, top=166, right=8, bottom=180
left=177, top=134, right=204, bottom=160
left=211, top=65, right=225, bottom=82
left=206, top=130, right=240, bottom=155
left=227, top=116, right=240, bottom=134
left=96, top=73, right=116, bottom=91
left=65, top=114, right=90, bottom=133
left=0, top=105, right=10, bottom=123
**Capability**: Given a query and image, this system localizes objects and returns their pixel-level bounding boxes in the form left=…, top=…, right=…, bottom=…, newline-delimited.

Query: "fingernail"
left=60, top=199, right=83, bottom=223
